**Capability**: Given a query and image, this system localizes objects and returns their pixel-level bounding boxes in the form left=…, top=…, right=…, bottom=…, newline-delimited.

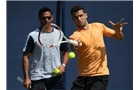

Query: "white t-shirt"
left=23, top=27, right=68, bottom=80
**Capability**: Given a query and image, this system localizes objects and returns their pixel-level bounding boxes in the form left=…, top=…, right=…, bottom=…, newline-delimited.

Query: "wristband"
left=62, top=64, right=66, bottom=67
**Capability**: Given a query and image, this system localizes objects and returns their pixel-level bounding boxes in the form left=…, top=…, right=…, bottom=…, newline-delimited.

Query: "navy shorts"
left=31, top=74, right=66, bottom=90
left=71, top=75, right=109, bottom=90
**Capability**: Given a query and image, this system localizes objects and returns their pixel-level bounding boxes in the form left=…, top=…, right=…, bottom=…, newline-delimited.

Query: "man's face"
left=39, top=11, right=53, bottom=26
left=72, top=10, right=87, bottom=27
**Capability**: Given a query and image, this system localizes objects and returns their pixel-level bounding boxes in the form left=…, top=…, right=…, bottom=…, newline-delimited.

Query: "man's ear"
left=51, top=15, right=54, bottom=21
left=85, top=13, right=88, bottom=18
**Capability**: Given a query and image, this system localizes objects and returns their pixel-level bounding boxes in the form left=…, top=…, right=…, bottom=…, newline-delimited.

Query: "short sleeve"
left=69, top=31, right=80, bottom=40
left=60, top=38, right=69, bottom=51
left=23, top=35, right=35, bottom=53
left=92, top=22, right=115, bottom=37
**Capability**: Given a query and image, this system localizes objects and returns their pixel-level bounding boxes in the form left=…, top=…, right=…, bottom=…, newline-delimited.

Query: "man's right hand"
left=72, top=40, right=82, bottom=49
left=23, top=78, right=32, bottom=89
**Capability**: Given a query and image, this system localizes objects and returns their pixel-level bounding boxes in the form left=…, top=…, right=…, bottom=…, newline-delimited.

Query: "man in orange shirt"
left=69, top=5, right=128, bottom=90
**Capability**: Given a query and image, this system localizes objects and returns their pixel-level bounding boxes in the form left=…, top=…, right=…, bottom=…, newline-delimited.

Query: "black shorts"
left=71, top=75, right=109, bottom=90
left=31, top=74, right=66, bottom=90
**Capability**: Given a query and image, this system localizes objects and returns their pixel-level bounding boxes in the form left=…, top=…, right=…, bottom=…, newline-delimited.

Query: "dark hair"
left=38, top=7, right=53, bottom=17
left=70, top=5, right=86, bottom=16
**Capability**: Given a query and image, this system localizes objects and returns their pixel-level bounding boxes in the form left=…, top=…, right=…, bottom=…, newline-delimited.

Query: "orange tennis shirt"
left=69, top=22, right=115, bottom=76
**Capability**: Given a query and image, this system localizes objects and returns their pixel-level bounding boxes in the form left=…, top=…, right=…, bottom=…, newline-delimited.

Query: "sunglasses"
left=41, top=16, right=52, bottom=20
